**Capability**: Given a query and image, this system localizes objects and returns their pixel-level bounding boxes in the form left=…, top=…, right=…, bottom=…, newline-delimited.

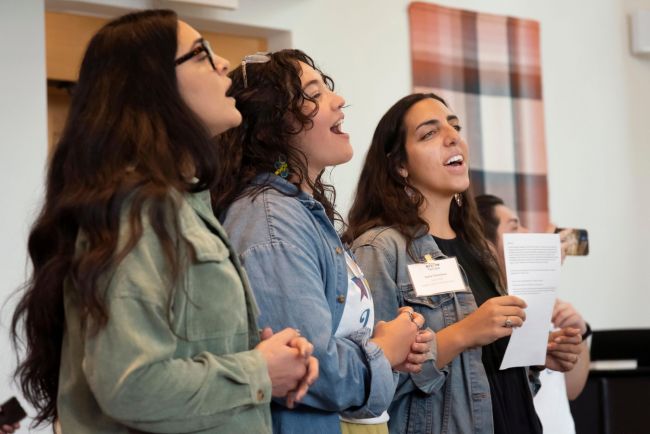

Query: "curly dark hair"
left=212, top=49, right=340, bottom=222
left=343, top=93, right=502, bottom=286
left=11, top=9, right=221, bottom=427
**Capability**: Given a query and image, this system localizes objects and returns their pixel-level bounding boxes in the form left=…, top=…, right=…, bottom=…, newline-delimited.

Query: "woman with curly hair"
left=212, top=50, right=432, bottom=434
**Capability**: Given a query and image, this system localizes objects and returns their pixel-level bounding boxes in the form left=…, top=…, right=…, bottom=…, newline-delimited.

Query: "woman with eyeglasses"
left=212, top=50, right=433, bottom=434
left=343, top=93, right=583, bottom=434
left=10, top=10, right=317, bottom=434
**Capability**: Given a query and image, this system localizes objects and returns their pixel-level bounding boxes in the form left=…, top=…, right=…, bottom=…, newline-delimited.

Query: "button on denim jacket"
left=352, top=226, right=493, bottom=434
left=222, top=174, right=397, bottom=434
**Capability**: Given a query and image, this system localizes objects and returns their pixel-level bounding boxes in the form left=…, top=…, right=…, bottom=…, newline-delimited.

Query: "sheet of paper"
left=500, top=233, right=561, bottom=370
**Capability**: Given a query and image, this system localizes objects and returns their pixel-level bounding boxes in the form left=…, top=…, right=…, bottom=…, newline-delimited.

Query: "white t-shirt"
left=533, top=368, right=576, bottom=433
left=336, top=252, right=389, bottom=425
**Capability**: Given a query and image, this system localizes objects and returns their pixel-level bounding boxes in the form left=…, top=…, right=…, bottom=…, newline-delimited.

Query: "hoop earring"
left=402, top=176, right=416, bottom=200
left=454, top=193, right=463, bottom=207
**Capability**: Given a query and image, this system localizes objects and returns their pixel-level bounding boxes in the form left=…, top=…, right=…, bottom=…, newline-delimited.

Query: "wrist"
left=371, top=337, right=396, bottom=366
left=446, top=321, right=471, bottom=350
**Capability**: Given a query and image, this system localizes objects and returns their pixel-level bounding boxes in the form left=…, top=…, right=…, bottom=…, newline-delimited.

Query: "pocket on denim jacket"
left=400, top=284, right=461, bottom=331
left=173, top=228, right=249, bottom=342
left=401, top=285, right=454, bottom=308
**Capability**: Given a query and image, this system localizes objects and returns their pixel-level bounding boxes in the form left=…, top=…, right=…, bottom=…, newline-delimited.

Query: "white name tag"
left=407, top=257, right=468, bottom=297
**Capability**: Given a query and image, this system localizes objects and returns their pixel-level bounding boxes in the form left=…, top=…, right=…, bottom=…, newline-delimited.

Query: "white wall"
left=1, top=0, right=648, bottom=430
left=0, top=1, right=48, bottom=432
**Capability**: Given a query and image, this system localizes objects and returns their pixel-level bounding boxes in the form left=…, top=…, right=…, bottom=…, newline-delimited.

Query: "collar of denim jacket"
left=251, top=172, right=320, bottom=210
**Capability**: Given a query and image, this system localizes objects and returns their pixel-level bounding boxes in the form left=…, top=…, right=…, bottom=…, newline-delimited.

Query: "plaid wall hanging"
left=409, top=2, right=549, bottom=231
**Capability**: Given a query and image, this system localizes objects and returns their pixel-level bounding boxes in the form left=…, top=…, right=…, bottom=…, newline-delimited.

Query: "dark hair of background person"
left=343, top=93, right=502, bottom=284
left=212, top=49, right=340, bottom=223
left=474, top=194, right=505, bottom=245
left=11, top=9, right=221, bottom=426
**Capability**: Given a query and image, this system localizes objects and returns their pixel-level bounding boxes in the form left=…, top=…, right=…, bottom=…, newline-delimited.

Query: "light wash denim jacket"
left=352, top=226, right=493, bottom=434
left=222, top=174, right=397, bottom=434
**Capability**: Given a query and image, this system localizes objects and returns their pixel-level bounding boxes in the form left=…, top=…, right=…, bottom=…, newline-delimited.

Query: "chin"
left=212, top=113, right=242, bottom=136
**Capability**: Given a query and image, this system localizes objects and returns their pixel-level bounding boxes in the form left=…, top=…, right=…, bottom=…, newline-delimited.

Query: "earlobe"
left=397, top=167, right=408, bottom=178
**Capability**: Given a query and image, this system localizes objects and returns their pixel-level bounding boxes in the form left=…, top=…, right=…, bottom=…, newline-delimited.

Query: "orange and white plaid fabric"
left=409, top=2, right=549, bottom=230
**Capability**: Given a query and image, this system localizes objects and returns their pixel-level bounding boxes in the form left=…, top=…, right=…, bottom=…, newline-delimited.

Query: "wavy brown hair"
left=344, top=93, right=502, bottom=285
left=11, top=9, right=221, bottom=427
left=212, top=49, right=339, bottom=222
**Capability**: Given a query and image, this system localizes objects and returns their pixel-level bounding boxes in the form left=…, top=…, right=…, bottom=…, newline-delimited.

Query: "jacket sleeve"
left=353, top=241, right=448, bottom=399
left=239, top=240, right=396, bottom=418
left=82, top=221, right=272, bottom=433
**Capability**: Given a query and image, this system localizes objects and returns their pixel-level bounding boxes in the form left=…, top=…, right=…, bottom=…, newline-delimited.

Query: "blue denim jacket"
left=222, top=174, right=396, bottom=434
left=352, top=227, right=493, bottom=434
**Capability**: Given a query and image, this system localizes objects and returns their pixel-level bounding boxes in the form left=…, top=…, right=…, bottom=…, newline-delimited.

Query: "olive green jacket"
left=57, top=190, right=272, bottom=433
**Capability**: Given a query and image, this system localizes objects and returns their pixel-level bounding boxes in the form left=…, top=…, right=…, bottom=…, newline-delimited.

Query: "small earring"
left=402, top=175, right=416, bottom=200
left=274, top=155, right=289, bottom=178
left=454, top=193, right=463, bottom=207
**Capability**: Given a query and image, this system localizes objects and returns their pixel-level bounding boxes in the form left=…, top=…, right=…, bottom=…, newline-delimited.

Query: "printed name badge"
left=407, top=257, right=468, bottom=297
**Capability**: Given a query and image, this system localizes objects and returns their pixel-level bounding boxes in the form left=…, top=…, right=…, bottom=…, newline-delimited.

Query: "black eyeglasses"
left=241, top=52, right=271, bottom=88
left=175, top=38, right=216, bottom=71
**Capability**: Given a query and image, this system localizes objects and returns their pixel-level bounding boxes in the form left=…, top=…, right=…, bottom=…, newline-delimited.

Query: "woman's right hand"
left=256, top=327, right=318, bottom=407
left=455, top=295, right=527, bottom=348
left=371, top=307, right=422, bottom=367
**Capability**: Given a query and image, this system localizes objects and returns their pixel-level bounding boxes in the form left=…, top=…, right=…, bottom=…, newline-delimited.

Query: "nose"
left=333, top=92, right=346, bottom=110
left=444, top=124, right=461, bottom=147
left=214, top=55, right=230, bottom=75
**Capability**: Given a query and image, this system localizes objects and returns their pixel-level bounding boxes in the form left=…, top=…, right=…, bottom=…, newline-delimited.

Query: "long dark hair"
left=11, top=9, right=220, bottom=426
left=212, top=49, right=339, bottom=222
left=344, top=93, right=502, bottom=284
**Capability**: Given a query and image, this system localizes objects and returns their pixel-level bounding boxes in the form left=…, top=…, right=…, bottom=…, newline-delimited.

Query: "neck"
left=419, top=190, right=456, bottom=239
left=298, top=165, right=323, bottom=196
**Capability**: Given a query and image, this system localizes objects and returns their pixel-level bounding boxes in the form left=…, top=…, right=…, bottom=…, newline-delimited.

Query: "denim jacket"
left=221, top=174, right=396, bottom=434
left=352, top=227, right=493, bottom=434
left=58, top=190, right=272, bottom=433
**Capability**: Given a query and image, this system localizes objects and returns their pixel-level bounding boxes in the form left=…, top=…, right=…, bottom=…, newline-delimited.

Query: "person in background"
left=345, top=92, right=583, bottom=434
left=213, top=49, right=432, bottom=434
left=475, top=193, right=591, bottom=434
left=10, top=10, right=317, bottom=433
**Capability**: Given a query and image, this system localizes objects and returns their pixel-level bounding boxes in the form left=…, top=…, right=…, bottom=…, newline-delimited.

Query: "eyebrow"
left=415, top=115, right=459, bottom=132
left=302, top=79, right=321, bottom=91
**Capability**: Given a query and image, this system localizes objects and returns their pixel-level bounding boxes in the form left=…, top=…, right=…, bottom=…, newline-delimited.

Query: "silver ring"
left=504, top=317, right=513, bottom=328
left=404, top=310, right=423, bottom=330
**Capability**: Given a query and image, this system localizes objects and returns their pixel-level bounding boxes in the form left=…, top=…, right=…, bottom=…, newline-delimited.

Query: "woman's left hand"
left=545, top=327, right=583, bottom=372
left=286, top=335, right=319, bottom=408
left=394, top=327, right=435, bottom=373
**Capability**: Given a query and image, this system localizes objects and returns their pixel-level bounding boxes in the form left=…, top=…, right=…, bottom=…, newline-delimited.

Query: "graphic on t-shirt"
left=335, top=252, right=375, bottom=338
left=359, top=308, right=371, bottom=327
left=352, top=276, right=370, bottom=301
